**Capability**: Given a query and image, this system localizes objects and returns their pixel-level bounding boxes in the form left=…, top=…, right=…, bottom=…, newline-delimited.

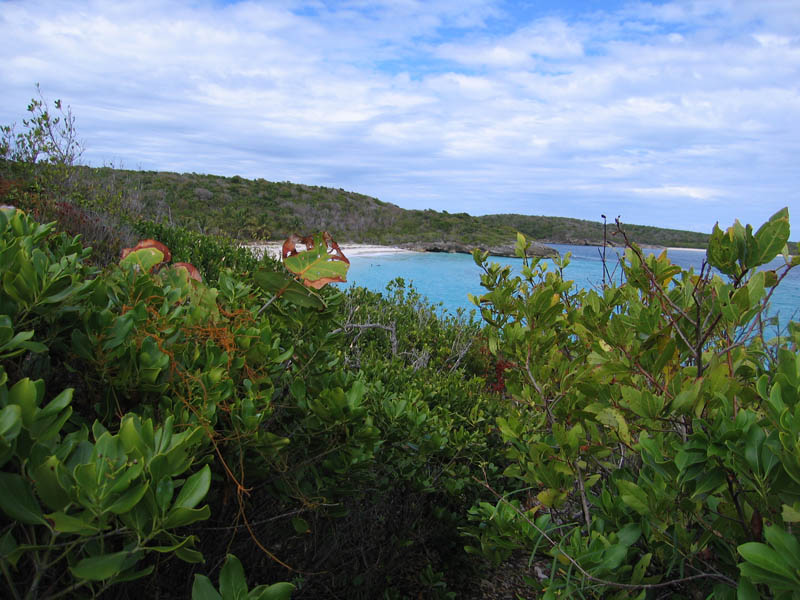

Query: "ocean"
left=343, top=244, right=800, bottom=330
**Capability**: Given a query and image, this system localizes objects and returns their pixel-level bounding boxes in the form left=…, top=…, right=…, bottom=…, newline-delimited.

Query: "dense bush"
left=0, top=206, right=503, bottom=599
left=467, top=211, right=800, bottom=598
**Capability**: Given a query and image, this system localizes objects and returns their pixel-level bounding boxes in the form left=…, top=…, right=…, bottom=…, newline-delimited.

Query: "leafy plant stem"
left=27, top=530, right=56, bottom=600
left=257, top=292, right=279, bottom=316
left=476, top=476, right=737, bottom=590
left=0, top=558, right=21, bottom=600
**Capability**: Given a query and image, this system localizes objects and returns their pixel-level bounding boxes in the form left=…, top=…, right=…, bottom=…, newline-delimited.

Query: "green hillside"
left=478, top=213, right=711, bottom=248
left=77, top=166, right=725, bottom=249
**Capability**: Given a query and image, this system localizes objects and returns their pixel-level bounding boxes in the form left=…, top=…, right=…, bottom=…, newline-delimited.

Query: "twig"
left=574, top=462, right=592, bottom=534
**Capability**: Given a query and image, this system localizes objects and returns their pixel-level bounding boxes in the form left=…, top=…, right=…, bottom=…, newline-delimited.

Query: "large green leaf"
left=253, top=270, right=325, bottom=309
left=162, top=505, right=211, bottom=529
left=738, top=542, right=797, bottom=580
left=192, top=575, right=223, bottom=600
left=250, top=582, right=295, bottom=600
left=31, top=455, right=71, bottom=511
left=707, top=223, right=740, bottom=276
left=46, top=510, right=100, bottom=535
left=763, top=525, right=800, bottom=568
left=108, top=482, right=149, bottom=515
left=281, top=232, right=349, bottom=289
left=173, top=465, right=210, bottom=510
left=0, top=472, right=46, bottom=525
left=0, top=405, right=22, bottom=443
left=119, top=247, right=165, bottom=273
left=70, top=551, right=129, bottom=581
left=220, top=554, right=248, bottom=599
left=750, top=207, right=790, bottom=268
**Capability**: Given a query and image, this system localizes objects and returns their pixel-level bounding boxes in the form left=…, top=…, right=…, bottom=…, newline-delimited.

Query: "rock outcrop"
left=399, top=240, right=558, bottom=258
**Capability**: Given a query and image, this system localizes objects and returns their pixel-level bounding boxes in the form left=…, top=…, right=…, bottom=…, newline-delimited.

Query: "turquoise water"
left=344, top=244, right=800, bottom=326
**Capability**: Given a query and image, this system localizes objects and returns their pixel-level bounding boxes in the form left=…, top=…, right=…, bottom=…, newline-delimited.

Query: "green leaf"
left=751, top=207, right=790, bottom=268
left=763, top=525, right=800, bottom=569
left=595, top=407, right=630, bottom=444
left=250, top=582, right=295, bottom=600
left=736, top=577, right=759, bottom=600
left=0, top=472, right=46, bottom=525
left=253, top=270, right=325, bottom=309
left=598, top=544, right=627, bottom=571
left=616, top=523, right=642, bottom=547
left=8, top=377, right=42, bottom=428
left=108, top=482, right=149, bottom=515
left=120, top=247, right=164, bottom=273
left=707, top=223, right=740, bottom=276
left=630, top=552, right=652, bottom=585
left=0, top=405, right=22, bottom=442
left=616, top=480, right=650, bottom=515
left=692, top=468, right=726, bottom=499
left=70, top=550, right=129, bottom=581
left=738, top=542, right=797, bottom=581
left=31, top=455, right=70, bottom=511
left=46, top=510, right=99, bottom=535
left=536, top=488, right=567, bottom=508
left=282, top=233, right=349, bottom=288
left=671, top=383, right=700, bottom=415
left=176, top=545, right=205, bottom=563
left=291, top=517, right=310, bottom=534
left=155, top=476, right=175, bottom=514
left=192, top=575, right=223, bottom=600
left=173, top=465, right=210, bottom=510
left=781, top=503, right=800, bottom=523
left=220, top=554, right=248, bottom=599
left=162, top=505, right=211, bottom=529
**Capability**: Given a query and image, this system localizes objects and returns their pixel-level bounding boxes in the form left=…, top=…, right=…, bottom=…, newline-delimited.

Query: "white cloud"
left=0, top=0, right=798, bottom=232
left=630, top=185, right=721, bottom=201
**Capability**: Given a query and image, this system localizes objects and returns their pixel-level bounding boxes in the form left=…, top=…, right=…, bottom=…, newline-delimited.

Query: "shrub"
left=465, top=210, right=800, bottom=598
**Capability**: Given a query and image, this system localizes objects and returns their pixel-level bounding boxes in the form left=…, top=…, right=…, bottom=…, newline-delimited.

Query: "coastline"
left=665, top=246, right=706, bottom=253
left=245, top=242, right=415, bottom=260
left=245, top=241, right=711, bottom=261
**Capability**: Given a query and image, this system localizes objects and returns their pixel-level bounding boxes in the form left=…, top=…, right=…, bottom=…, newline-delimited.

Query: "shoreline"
left=245, top=240, right=711, bottom=261
left=245, top=242, right=415, bottom=260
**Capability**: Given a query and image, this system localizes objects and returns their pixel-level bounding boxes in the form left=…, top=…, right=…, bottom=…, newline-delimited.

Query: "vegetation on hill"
left=7, top=160, right=755, bottom=250
left=478, top=213, right=712, bottom=248
left=2, top=90, right=800, bottom=600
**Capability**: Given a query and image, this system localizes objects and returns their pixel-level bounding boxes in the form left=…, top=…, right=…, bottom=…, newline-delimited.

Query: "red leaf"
left=281, top=232, right=349, bottom=265
left=281, top=232, right=350, bottom=289
left=173, top=262, right=202, bottom=282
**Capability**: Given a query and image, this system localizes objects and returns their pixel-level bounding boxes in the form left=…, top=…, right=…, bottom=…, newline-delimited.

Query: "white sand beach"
left=665, top=246, right=706, bottom=253
left=245, top=242, right=414, bottom=260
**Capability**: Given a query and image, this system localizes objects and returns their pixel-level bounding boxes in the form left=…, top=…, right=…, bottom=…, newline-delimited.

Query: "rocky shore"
left=399, top=240, right=558, bottom=258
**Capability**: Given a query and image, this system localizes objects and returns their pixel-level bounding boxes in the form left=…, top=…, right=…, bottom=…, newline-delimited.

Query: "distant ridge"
left=77, top=166, right=794, bottom=252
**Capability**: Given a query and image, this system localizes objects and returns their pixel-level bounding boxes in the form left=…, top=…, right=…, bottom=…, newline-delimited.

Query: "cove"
left=344, top=244, right=800, bottom=329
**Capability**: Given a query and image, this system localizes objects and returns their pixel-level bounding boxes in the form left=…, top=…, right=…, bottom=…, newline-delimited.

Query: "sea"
left=343, top=244, right=800, bottom=331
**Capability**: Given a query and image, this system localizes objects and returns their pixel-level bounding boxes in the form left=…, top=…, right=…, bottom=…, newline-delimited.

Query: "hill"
left=73, top=166, right=739, bottom=251
left=9, top=162, right=795, bottom=252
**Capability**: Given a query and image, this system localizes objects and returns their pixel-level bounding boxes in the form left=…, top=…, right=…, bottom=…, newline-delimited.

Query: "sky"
left=1, top=0, right=799, bottom=233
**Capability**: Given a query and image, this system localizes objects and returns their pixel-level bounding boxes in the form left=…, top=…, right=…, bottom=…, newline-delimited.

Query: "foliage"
left=467, top=210, right=800, bottom=598
left=131, top=219, right=274, bottom=284
left=1, top=84, right=83, bottom=199
left=10, top=161, right=765, bottom=251
left=192, top=554, right=294, bottom=600
left=0, top=206, right=504, bottom=598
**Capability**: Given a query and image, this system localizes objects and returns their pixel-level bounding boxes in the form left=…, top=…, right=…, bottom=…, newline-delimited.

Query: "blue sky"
left=1, top=0, right=798, bottom=234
